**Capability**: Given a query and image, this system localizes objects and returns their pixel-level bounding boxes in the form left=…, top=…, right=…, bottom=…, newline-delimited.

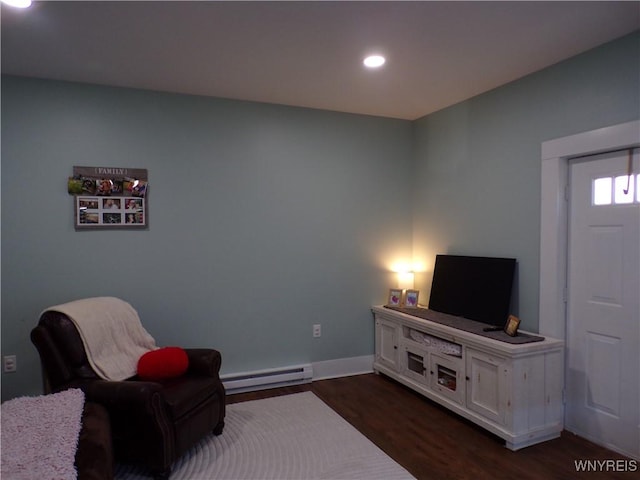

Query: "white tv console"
left=372, top=305, right=564, bottom=450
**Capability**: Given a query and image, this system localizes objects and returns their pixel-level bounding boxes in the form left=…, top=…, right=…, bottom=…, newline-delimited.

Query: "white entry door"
left=567, top=149, right=639, bottom=459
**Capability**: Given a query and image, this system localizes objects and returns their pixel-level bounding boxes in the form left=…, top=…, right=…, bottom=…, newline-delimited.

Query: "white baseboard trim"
left=312, top=355, right=374, bottom=381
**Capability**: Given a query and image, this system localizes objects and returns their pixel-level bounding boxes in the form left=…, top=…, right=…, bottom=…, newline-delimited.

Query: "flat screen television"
left=428, top=254, right=516, bottom=327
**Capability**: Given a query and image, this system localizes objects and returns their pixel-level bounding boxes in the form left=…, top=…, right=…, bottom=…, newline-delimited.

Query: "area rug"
left=115, top=391, right=414, bottom=480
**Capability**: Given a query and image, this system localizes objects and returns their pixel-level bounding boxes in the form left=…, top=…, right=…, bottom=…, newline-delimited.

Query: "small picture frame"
left=387, top=289, right=403, bottom=307
left=404, top=289, right=420, bottom=308
left=504, top=315, right=521, bottom=337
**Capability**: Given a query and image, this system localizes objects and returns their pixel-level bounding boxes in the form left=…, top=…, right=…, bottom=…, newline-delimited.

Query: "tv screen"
left=428, top=255, right=516, bottom=327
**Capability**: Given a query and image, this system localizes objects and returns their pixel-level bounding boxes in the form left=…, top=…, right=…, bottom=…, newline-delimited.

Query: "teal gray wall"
left=2, top=31, right=638, bottom=400
left=1, top=79, right=413, bottom=400
left=412, top=31, right=640, bottom=329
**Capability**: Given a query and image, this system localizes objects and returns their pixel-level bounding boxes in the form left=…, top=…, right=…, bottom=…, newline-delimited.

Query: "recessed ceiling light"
left=1, top=0, right=32, bottom=8
left=363, top=55, right=386, bottom=69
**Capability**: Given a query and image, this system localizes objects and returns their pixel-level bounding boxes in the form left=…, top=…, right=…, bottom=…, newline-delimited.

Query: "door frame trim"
left=539, top=120, right=640, bottom=340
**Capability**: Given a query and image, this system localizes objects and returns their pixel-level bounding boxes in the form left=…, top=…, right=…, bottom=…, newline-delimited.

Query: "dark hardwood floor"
left=227, top=373, right=637, bottom=480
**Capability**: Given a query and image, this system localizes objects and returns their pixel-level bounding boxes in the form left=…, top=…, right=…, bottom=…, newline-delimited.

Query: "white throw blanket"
left=1, top=388, right=85, bottom=480
left=42, top=297, right=157, bottom=381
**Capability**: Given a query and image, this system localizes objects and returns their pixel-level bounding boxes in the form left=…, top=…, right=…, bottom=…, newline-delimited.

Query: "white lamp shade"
left=397, top=272, right=414, bottom=290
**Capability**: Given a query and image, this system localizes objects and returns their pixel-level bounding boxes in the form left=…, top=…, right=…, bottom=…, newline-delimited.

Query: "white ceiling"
left=2, top=1, right=639, bottom=120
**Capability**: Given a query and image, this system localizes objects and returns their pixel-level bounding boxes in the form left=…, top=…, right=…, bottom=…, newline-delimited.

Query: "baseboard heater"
left=221, top=364, right=313, bottom=394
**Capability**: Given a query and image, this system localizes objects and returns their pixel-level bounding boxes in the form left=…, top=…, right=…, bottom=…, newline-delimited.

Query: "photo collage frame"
left=69, top=166, right=148, bottom=229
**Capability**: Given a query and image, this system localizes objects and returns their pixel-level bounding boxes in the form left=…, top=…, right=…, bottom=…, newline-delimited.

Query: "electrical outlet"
left=313, top=324, right=321, bottom=338
left=3, top=355, right=17, bottom=373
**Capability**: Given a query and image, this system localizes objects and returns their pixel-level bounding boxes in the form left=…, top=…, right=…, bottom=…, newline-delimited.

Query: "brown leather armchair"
left=31, top=310, right=226, bottom=479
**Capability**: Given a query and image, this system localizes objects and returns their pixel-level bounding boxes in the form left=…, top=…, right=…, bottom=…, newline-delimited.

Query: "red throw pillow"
left=137, top=347, right=189, bottom=380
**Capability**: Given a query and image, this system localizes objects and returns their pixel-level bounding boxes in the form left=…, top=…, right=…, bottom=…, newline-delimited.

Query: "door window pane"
left=614, top=175, right=634, bottom=204
left=593, top=177, right=612, bottom=205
